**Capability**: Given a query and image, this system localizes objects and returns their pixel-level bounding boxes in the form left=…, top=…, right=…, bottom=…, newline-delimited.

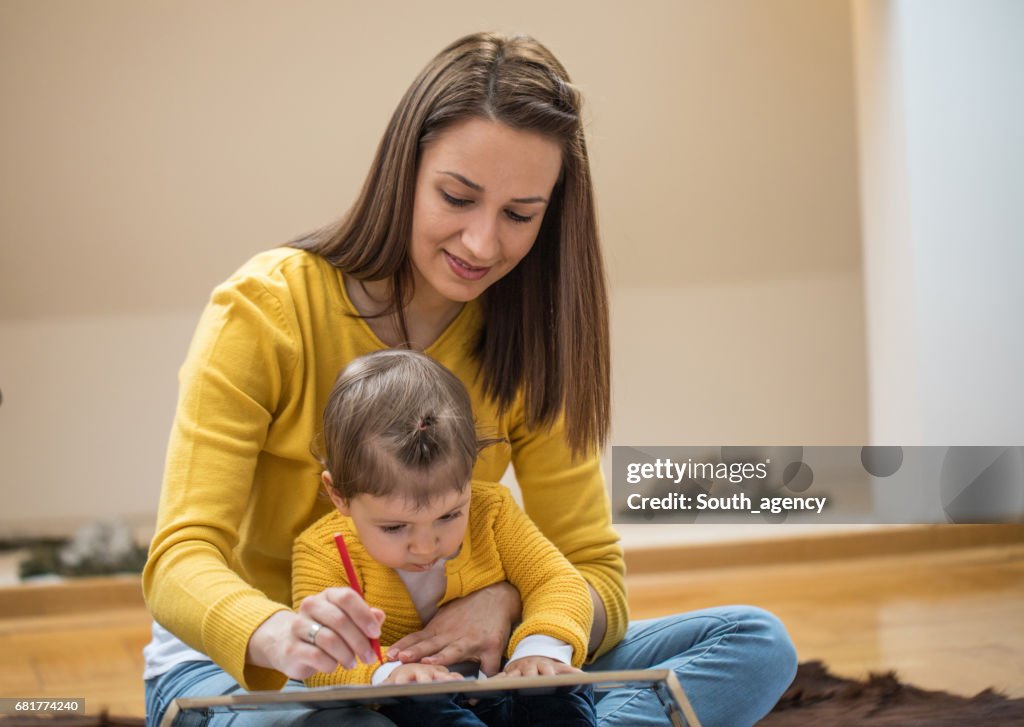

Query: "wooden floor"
left=0, top=606, right=151, bottom=716
left=1, top=543, right=1022, bottom=718
left=628, top=543, right=1024, bottom=701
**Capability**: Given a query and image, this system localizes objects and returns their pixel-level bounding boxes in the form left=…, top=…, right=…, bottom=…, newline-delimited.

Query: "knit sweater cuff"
left=305, top=660, right=382, bottom=687
left=201, top=591, right=290, bottom=691
left=580, top=566, right=629, bottom=660
left=508, top=616, right=589, bottom=668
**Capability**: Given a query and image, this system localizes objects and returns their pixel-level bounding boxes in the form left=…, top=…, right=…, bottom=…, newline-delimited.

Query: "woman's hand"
left=246, top=588, right=385, bottom=679
left=386, top=581, right=522, bottom=676
left=498, top=655, right=580, bottom=678
left=382, top=663, right=465, bottom=685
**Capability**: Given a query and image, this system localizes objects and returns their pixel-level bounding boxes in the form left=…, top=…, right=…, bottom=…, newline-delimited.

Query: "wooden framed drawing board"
left=160, top=668, right=701, bottom=727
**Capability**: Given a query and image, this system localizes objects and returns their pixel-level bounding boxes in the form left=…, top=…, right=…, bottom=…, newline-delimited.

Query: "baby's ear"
left=322, top=471, right=350, bottom=515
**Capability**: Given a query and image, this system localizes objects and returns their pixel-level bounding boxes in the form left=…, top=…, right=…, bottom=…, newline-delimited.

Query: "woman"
left=143, top=32, right=796, bottom=727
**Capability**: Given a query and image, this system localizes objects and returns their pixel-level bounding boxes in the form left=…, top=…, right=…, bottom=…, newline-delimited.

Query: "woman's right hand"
left=246, top=587, right=385, bottom=679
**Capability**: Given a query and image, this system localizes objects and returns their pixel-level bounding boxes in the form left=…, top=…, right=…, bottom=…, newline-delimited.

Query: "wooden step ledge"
left=624, top=523, right=1024, bottom=575
left=1, top=525, right=1021, bottom=617
left=0, top=575, right=144, bottom=619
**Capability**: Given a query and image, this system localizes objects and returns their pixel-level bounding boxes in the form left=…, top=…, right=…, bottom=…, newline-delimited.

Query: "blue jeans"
left=144, top=660, right=395, bottom=726
left=585, top=606, right=798, bottom=727
left=379, top=686, right=595, bottom=726
left=146, top=606, right=795, bottom=727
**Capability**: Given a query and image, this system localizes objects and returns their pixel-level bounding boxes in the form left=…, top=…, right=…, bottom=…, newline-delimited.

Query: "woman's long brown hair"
left=289, top=32, right=610, bottom=457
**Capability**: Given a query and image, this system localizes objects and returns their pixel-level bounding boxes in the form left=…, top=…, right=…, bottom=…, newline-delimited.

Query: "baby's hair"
left=320, top=349, right=500, bottom=508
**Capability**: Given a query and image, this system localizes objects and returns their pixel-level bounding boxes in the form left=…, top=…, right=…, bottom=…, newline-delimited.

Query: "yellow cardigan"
left=293, top=481, right=593, bottom=685
left=143, top=248, right=626, bottom=690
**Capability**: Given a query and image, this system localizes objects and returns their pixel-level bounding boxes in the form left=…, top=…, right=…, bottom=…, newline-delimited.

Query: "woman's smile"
left=443, top=250, right=491, bottom=280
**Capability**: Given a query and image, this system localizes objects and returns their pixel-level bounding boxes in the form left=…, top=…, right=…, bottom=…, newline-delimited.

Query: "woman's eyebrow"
left=438, top=171, right=548, bottom=204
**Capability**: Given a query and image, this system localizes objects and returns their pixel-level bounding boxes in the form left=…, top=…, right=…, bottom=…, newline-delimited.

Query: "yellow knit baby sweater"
left=293, top=481, right=594, bottom=686
left=143, top=248, right=626, bottom=691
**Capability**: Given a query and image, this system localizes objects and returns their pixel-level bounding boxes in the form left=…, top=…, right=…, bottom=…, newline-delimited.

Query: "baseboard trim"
left=623, top=524, right=1024, bottom=575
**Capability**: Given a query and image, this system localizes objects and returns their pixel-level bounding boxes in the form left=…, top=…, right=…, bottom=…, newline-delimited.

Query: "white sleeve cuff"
left=507, top=634, right=574, bottom=666
left=370, top=660, right=403, bottom=685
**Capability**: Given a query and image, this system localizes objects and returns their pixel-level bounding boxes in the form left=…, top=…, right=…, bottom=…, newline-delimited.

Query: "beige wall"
left=0, top=1, right=868, bottom=538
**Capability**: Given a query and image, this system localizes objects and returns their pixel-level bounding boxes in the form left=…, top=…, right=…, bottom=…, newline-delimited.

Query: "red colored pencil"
left=333, top=532, right=383, bottom=664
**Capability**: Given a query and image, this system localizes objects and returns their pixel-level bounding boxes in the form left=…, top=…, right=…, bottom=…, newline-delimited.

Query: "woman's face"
left=409, top=117, right=563, bottom=306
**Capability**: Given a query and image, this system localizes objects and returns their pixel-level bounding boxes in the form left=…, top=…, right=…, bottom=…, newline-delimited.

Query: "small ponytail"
left=401, top=411, right=442, bottom=467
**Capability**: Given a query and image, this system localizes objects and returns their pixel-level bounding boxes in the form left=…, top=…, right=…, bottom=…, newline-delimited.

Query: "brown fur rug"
left=2, top=661, right=1022, bottom=725
left=759, top=660, right=1024, bottom=725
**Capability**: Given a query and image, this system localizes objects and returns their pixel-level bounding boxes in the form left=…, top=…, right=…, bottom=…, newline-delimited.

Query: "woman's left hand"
left=385, top=581, right=522, bottom=676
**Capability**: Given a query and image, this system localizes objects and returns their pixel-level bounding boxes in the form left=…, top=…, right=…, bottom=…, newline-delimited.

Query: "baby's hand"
left=499, top=655, right=580, bottom=677
left=383, top=662, right=465, bottom=684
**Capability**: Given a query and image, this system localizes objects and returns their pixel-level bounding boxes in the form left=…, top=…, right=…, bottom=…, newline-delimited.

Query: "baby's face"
left=341, top=487, right=471, bottom=572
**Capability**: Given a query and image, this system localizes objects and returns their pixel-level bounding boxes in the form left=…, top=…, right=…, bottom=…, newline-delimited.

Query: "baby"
left=292, top=349, right=596, bottom=726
